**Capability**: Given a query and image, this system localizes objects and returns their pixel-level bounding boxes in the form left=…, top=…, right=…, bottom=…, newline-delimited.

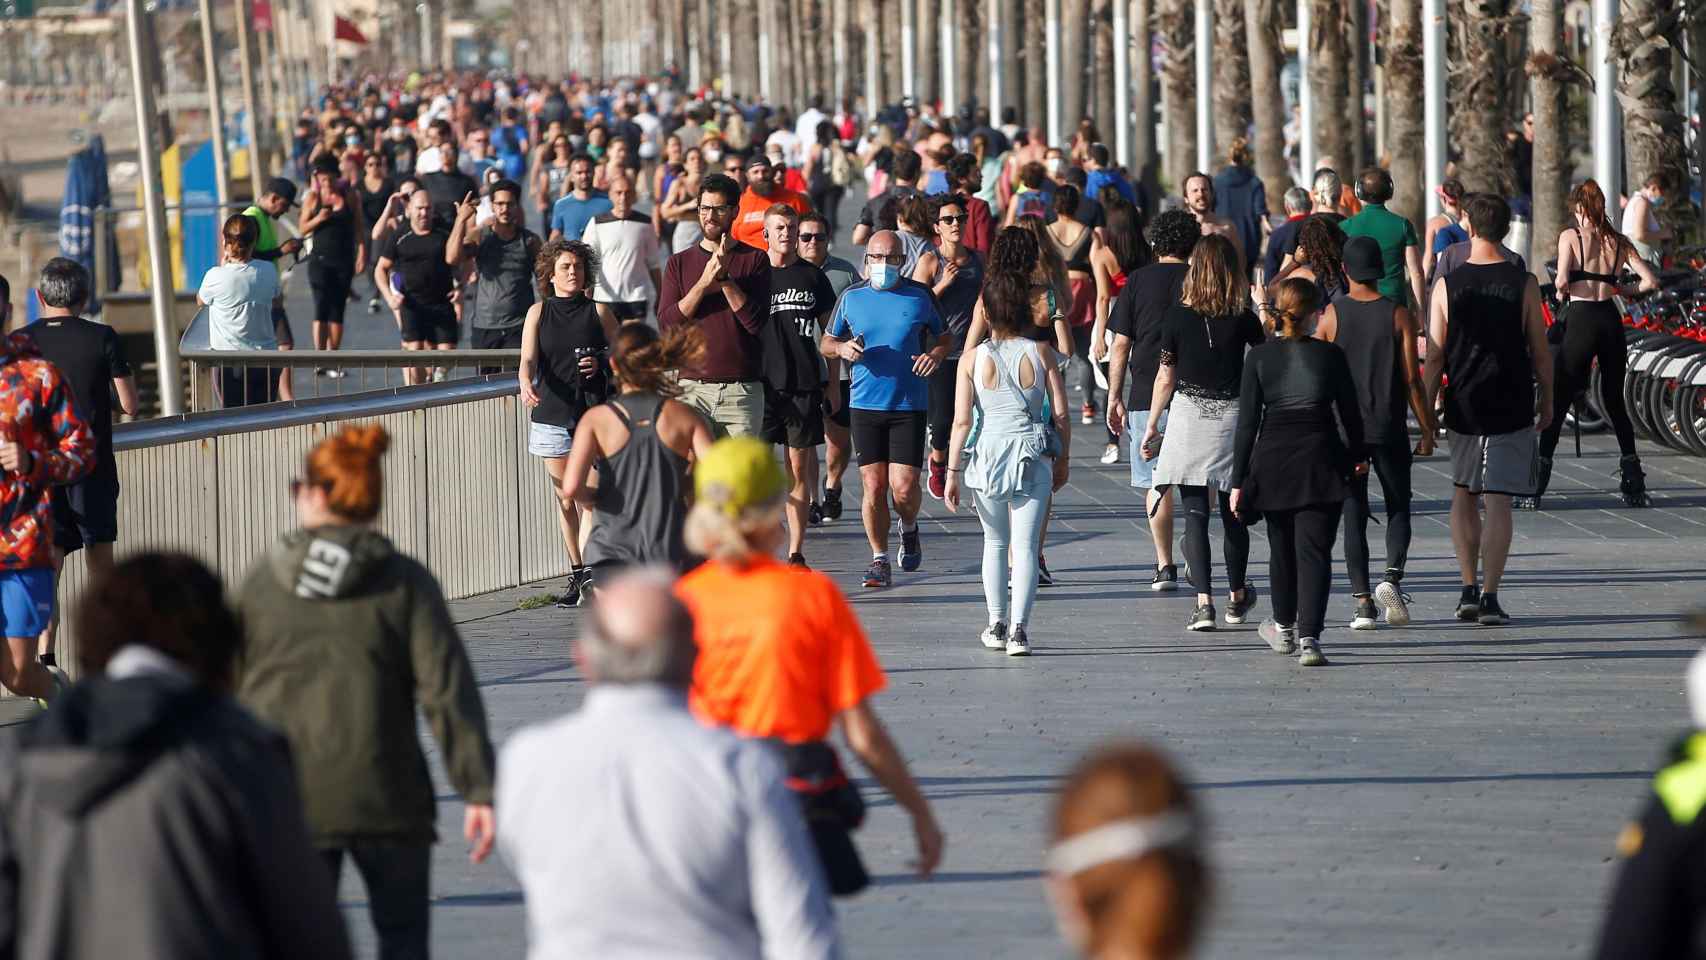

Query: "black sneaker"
left=1150, top=564, right=1179, bottom=592
left=573, top=567, right=595, bottom=606
left=1477, top=592, right=1510, bottom=626
left=557, top=569, right=587, bottom=608
left=808, top=501, right=824, bottom=525
left=1455, top=585, right=1482, bottom=622
left=1224, top=585, right=1259, bottom=625
left=862, top=557, right=892, bottom=588
left=899, top=527, right=923, bottom=572
left=1619, top=455, right=1652, bottom=507
left=1037, top=555, right=1055, bottom=587
left=821, top=486, right=844, bottom=521
left=1350, top=595, right=1378, bottom=630
left=1186, top=604, right=1217, bottom=632
left=788, top=553, right=809, bottom=568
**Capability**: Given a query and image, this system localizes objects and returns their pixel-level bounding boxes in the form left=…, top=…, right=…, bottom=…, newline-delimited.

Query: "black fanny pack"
left=779, top=740, right=870, bottom=896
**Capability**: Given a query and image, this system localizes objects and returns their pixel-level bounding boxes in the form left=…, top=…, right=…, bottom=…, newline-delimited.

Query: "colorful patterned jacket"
left=0, top=332, right=93, bottom=570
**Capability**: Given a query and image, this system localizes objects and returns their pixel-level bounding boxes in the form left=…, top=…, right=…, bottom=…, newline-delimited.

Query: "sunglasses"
left=938, top=214, right=968, bottom=225
left=798, top=232, right=826, bottom=242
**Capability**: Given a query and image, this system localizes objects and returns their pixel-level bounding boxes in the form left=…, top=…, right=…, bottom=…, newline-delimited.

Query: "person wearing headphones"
left=1340, top=167, right=1425, bottom=310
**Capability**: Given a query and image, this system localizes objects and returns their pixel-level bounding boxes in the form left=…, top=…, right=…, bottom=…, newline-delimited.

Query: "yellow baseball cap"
left=695, top=437, right=785, bottom=516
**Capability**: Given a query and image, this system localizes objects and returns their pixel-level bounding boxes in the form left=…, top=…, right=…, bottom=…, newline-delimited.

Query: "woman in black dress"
left=1230, top=278, right=1366, bottom=667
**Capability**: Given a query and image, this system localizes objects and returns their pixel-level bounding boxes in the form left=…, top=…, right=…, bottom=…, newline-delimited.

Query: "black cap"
left=745, top=153, right=772, bottom=170
left=264, top=177, right=298, bottom=208
left=1343, top=235, right=1384, bottom=283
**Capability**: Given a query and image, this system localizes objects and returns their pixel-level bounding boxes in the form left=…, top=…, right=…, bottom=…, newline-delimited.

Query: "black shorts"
left=400, top=302, right=460, bottom=346
left=850, top=409, right=927, bottom=468
left=272, top=301, right=294, bottom=348
left=824, top=379, right=851, bottom=429
left=762, top=388, right=826, bottom=449
left=52, top=468, right=119, bottom=554
left=609, top=300, right=648, bottom=322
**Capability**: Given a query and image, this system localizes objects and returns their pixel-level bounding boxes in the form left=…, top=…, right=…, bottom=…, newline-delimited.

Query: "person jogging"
left=581, top=174, right=664, bottom=324
left=298, top=155, right=368, bottom=374
left=819, top=229, right=950, bottom=589
left=449, top=178, right=539, bottom=372
left=1312, top=236, right=1435, bottom=629
left=798, top=210, right=861, bottom=522
left=1422, top=194, right=1554, bottom=626
left=374, top=189, right=462, bottom=384
left=911, top=194, right=985, bottom=502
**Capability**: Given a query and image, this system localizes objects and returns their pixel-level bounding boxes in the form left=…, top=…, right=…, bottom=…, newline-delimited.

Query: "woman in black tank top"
left=1535, top=179, right=1660, bottom=507
left=298, top=157, right=367, bottom=361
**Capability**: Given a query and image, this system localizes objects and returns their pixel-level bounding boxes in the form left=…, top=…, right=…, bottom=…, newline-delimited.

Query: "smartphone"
left=1141, top=433, right=1163, bottom=461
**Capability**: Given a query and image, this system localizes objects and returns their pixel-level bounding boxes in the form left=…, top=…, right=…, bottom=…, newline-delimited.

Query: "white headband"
left=1045, top=812, right=1196, bottom=876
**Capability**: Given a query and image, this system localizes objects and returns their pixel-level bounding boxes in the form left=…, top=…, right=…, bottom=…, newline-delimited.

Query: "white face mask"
left=1045, top=157, right=1062, bottom=175
left=869, top=263, right=900, bottom=290
left=703, top=147, right=722, bottom=163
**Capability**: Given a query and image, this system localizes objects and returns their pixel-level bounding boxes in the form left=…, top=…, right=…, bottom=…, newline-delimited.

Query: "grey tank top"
left=1331, top=294, right=1406, bottom=443
left=472, top=228, right=537, bottom=329
left=583, top=392, right=691, bottom=571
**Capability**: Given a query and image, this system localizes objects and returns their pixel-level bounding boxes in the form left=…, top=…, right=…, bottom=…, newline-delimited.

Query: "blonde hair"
left=683, top=499, right=786, bottom=561
left=1180, top=234, right=1246, bottom=318
left=1269, top=277, right=1322, bottom=340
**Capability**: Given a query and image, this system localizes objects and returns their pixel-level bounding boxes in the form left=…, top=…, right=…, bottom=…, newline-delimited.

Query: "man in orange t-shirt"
left=731, top=154, right=812, bottom=251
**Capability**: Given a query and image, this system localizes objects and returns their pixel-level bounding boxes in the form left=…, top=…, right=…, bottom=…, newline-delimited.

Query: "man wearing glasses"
left=819, top=230, right=950, bottom=589
left=658, top=173, right=773, bottom=438
left=797, top=211, right=861, bottom=523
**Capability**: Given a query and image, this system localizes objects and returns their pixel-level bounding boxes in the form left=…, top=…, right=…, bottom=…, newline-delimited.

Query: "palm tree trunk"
left=1449, top=0, right=1515, bottom=195
left=884, top=0, right=902, bottom=105
left=588, top=0, right=606, bottom=78
left=1244, top=0, right=1291, bottom=197
left=1024, top=0, right=1047, bottom=127
left=1212, top=0, right=1251, bottom=158
left=1001, top=0, right=1021, bottom=124
left=1386, top=0, right=1424, bottom=228
left=1063, top=0, right=1089, bottom=128
left=1309, top=0, right=1348, bottom=172
left=1347, top=0, right=1368, bottom=169
left=1527, top=0, right=1570, bottom=279
left=1133, top=0, right=1159, bottom=198
left=918, top=0, right=938, bottom=105
left=1156, top=0, right=1196, bottom=183
left=1092, top=0, right=1115, bottom=135
left=1610, top=0, right=1689, bottom=196
left=963, top=0, right=982, bottom=114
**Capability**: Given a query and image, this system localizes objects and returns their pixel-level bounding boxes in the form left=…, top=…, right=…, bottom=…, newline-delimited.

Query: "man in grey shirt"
left=450, top=178, right=539, bottom=374
left=496, top=568, right=840, bottom=960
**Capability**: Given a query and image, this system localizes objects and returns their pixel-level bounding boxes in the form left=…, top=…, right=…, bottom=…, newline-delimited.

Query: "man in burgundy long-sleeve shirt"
left=657, top=173, right=773, bottom=438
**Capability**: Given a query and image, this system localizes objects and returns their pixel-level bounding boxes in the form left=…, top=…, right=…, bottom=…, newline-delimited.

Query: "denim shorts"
left=0, top=569, right=54, bottom=638
left=1127, top=409, right=1169, bottom=490
left=528, top=420, right=573, bottom=458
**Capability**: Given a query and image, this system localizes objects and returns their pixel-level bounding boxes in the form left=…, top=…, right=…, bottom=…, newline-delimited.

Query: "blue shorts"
left=528, top=420, right=573, bottom=458
left=1127, top=409, right=1169, bottom=490
left=0, top=569, right=54, bottom=638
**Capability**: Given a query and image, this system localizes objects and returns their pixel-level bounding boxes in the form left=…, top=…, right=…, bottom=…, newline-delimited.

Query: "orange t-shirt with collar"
left=731, top=186, right=812, bottom=251
left=676, top=555, right=886, bottom=744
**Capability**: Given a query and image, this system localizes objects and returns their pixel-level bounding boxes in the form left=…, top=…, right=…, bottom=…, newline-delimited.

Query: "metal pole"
left=1591, top=0, right=1621, bottom=195
left=833, top=0, right=847, bottom=105
left=901, top=0, right=915, bottom=98
left=1194, top=0, right=1211, bottom=171
left=941, top=0, right=956, bottom=113
left=987, top=0, right=1002, bottom=123
left=125, top=0, right=185, bottom=415
left=196, top=0, right=230, bottom=208
left=234, top=0, right=262, bottom=198
left=759, top=0, right=772, bottom=99
left=1045, top=0, right=1060, bottom=144
left=864, top=9, right=879, bottom=114
left=1298, top=0, right=1314, bottom=185
left=418, top=2, right=431, bottom=71
left=1113, top=0, right=1129, bottom=167
left=1422, top=0, right=1444, bottom=220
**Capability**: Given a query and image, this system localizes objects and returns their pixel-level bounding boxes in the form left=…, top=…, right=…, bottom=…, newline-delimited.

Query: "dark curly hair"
left=1146, top=209, right=1200, bottom=260
left=1295, top=216, right=1344, bottom=283
left=981, top=226, right=1041, bottom=336
left=534, top=238, right=599, bottom=298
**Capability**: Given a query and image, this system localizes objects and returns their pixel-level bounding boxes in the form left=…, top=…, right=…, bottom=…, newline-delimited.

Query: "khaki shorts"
left=678, top=379, right=766, bottom=439
left=1449, top=428, right=1539, bottom=497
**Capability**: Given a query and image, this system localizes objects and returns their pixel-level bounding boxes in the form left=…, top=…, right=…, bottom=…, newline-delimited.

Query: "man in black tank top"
left=1323, top=237, right=1437, bottom=630
left=1422, top=195, right=1555, bottom=627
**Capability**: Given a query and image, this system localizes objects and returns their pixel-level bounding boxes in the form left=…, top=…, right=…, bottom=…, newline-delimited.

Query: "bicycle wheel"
left=1674, top=377, right=1706, bottom=456
left=1625, top=365, right=1655, bottom=442
left=1647, top=368, right=1689, bottom=451
left=1586, top=363, right=1609, bottom=430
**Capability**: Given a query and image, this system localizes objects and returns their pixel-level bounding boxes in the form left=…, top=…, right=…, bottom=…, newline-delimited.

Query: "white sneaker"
left=431, top=369, right=448, bottom=383
left=1006, top=625, right=1031, bottom=656
left=1375, top=580, right=1412, bottom=626
left=1297, top=636, right=1328, bottom=667
left=980, top=622, right=1007, bottom=650
left=325, top=368, right=347, bottom=380
left=1258, top=618, right=1297, bottom=655
left=1100, top=443, right=1120, bottom=465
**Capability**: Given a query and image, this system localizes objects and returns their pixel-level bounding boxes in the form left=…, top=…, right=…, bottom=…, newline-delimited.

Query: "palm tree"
left=1610, top=0, right=1689, bottom=197
left=962, top=0, right=982, bottom=114
left=1212, top=0, right=1251, bottom=158
left=1448, top=0, right=1515, bottom=195
left=1309, top=0, right=1349, bottom=175
left=1001, top=0, right=1021, bottom=124
left=1063, top=0, right=1089, bottom=133
left=1134, top=0, right=1160, bottom=198
left=1024, top=0, right=1046, bottom=127
left=1244, top=0, right=1291, bottom=197
left=1092, top=0, right=1115, bottom=135
left=1156, top=0, right=1196, bottom=183
left=1527, top=0, right=1579, bottom=277
left=1385, top=0, right=1424, bottom=227
left=1347, top=0, right=1368, bottom=169
left=919, top=0, right=939, bottom=105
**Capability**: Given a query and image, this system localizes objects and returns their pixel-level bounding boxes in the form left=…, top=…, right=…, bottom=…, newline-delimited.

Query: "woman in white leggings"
left=946, top=228, right=1073, bottom=656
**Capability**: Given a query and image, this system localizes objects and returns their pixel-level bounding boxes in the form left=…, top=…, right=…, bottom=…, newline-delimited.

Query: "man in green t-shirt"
left=1340, top=168, right=1424, bottom=309
left=240, top=178, right=303, bottom=399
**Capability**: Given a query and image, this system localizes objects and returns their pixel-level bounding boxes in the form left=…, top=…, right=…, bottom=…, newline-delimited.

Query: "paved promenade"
left=374, top=428, right=1706, bottom=959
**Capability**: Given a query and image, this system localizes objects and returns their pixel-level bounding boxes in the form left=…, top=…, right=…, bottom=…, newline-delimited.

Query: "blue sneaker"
left=899, top=527, right=922, bottom=572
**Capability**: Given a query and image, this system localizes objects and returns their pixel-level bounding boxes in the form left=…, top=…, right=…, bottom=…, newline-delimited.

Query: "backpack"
left=829, top=142, right=853, bottom=188
left=1014, top=189, right=1049, bottom=221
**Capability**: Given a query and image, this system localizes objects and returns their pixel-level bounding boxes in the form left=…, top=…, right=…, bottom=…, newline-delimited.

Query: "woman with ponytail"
left=1229, top=279, right=1366, bottom=667
left=234, top=423, right=497, bottom=955
left=561, top=324, right=715, bottom=576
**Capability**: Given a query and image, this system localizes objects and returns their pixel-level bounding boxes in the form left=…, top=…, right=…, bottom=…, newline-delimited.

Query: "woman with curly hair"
left=520, top=238, right=619, bottom=605
left=1269, top=215, right=1347, bottom=307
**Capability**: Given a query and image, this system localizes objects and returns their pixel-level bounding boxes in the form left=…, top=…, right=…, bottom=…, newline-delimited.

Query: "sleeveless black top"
left=1442, top=261, right=1534, bottom=436
left=1332, top=294, right=1407, bottom=444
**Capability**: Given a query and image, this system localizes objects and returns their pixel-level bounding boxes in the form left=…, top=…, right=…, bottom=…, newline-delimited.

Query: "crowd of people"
left=0, top=62, right=1694, bottom=957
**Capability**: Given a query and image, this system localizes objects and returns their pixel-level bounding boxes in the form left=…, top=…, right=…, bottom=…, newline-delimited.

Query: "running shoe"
left=927, top=460, right=947, bottom=500
left=1006, top=625, right=1031, bottom=657
left=368, top=297, right=381, bottom=314
left=1150, top=564, right=1179, bottom=592
left=899, top=527, right=923, bottom=572
left=1477, top=592, right=1510, bottom=626
left=1350, top=596, right=1379, bottom=631
left=1375, top=579, right=1412, bottom=626
left=809, top=501, right=824, bottom=525
left=1297, top=637, right=1328, bottom=667
left=34, top=664, right=70, bottom=709
left=314, top=367, right=329, bottom=378
left=788, top=553, right=808, bottom=568
left=1100, top=443, right=1120, bottom=465
left=1081, top=403, right=1095, bottom=425
left=1259, top=618, right=1297, bottom=655
left=822, top=486, right=844, bottom=521
left=573, top=567, right=595, bottom=606
left=556, top=569, right=585, bottom=608
left=980, top=622, right=1007, bottom=650
left=1186, top=604, right=1217, bottom=632
left=1224, top=585, right=1259, bottom=625
left=1037, top=555, right=1055, bottom=586
left=1455, top=585, right=1482, bottom=622
left=325, top=368, right=347, bottom=380
left=863, top=557, right=893, bottom=588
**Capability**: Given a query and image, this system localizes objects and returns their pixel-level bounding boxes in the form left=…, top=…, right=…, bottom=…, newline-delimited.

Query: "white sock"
left=872, top=551, right=887, bottom=562
left=900, top=519, right=918, bottom=534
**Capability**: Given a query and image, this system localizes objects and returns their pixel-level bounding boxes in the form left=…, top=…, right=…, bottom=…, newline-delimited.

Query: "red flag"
left=252, top=0, right=272, bottom=31
left=333, top=15, right=367, bottom=44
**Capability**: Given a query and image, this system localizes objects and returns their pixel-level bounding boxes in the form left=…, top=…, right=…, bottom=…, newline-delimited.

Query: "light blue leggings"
left=974, top=487, right=1050, bottom=628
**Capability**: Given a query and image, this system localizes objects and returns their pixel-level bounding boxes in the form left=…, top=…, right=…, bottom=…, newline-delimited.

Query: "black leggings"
left=926, top=358, right=957, bottom=455
left=1071, top=324, right=1118, bottom=443
left=1341, top=437, right=1414, bottom=595
left=809, top=185, right=844, bottom=234
left=1266, top=503, right=1342, bottom=640
left=1177, top=485, right=1249, bottom=597
left=1540, top=299, right=1636, bottom=459
left=308, top=260, right=355, bottom=328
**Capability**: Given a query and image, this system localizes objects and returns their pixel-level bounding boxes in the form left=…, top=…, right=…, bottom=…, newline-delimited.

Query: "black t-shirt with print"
left=761, top=259, right=837, bottom=393
left=383, top=228, right=455, bottom=305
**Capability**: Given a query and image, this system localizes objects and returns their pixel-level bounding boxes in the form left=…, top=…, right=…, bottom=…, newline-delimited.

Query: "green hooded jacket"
left=234, top=525, right=495, bottom=846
